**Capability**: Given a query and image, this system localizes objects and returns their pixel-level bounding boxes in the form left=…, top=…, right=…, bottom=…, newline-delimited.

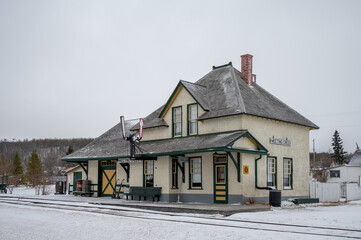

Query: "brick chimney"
left=241, top=54, right=253, bottom=85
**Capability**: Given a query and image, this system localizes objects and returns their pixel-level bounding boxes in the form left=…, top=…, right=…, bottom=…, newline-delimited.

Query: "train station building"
left=62, top=54, right=318, bottom=204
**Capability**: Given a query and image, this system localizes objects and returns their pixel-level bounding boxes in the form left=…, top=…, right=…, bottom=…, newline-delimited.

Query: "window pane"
left=267, top=157, right=276, bottom=187
left=173, top=107, right=182, bottom=136
left=188, top=105, right=197, bottom=135
left=216, top=166, right=225, bottom=184
left=190, top=158, right=202, bottom=188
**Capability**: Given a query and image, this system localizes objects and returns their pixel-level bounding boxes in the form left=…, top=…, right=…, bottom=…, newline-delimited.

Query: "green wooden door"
left=73, top=172, right=82, bottom=192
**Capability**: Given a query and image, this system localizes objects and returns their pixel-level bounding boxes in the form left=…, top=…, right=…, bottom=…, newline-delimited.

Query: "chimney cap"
left=241, top=54, right=253, bottom=58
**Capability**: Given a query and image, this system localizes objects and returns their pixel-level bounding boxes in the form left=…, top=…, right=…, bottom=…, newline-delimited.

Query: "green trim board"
left=174, top=156, right=185, bottom=183
left=171, top=157, right=179, bottom=189
left=78, top=163, right=88, bottom=179
left=61, top=130, right=269, bottom=162
left=226, top=131, right=268, bottom=152
left=64, top=165, right=81, bottom=175
left=120, top=163, right=130, bottom=182
left=62, top=147, right=267, bottom=163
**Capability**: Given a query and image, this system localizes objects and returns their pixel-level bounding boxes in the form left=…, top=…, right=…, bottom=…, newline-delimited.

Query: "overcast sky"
left=0, top=0, right=360, bottom=153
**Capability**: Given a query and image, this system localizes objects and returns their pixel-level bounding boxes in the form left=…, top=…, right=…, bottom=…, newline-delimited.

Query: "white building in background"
left=327, top=147, right=361, bottom=185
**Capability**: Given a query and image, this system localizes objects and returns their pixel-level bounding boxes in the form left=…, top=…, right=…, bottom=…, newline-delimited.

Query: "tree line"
left=310, top=130, right=353, bottom=182
left=0, top=138, right=93, bottom=194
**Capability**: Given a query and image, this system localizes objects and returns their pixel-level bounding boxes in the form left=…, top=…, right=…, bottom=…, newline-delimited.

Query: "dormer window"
left=172, top=106, right=182, bottom=137
left=188, top=104, right=198, bottom=135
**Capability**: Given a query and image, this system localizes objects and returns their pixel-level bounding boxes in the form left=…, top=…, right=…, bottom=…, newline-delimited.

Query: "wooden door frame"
left=99, top=164, right=116, bottom=197
left=213, top=155, right=228, bottom=204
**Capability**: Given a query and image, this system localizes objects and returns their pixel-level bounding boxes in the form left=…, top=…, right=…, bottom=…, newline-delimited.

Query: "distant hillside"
left=0, top=138, right=93, bottom=175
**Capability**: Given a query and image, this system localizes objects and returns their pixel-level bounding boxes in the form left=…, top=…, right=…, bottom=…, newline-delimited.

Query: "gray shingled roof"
left=136, top=130, right=261, bottom=156
left=62, top=127, right=265, bottom=161
left=134, top=64, right=318, bottom=130
left=347, top=149, right=361, bottom=167
left=62, top=119, right=138, bottom=161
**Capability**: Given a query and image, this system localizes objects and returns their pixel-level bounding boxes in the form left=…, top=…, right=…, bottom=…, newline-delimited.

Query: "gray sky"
left=0, top=0, right=360, bottom=153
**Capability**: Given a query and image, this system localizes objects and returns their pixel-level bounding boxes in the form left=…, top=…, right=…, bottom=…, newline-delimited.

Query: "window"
left=144, top=160, right=154, bottom=187
left=283, top=158, right=292, bottom=189
left=267, top=157, right=277, bottom=188
left=173, top=107, right=182, bottom=137
left=190, top=157, right=202, bottom=188
left=330, top=170, right=340, bottom=178
left=188, top=104, right=198, bottom=135
left=172, top=158, right=178, bottom=189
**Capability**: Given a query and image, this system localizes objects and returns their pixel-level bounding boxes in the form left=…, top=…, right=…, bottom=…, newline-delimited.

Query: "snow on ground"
left=1, top=187, right=361, bottom=240
left=1, top=200, right=361, bottom=239
left=6, top=185, right=55, bottom=196
left=230, top=200, right=361, bottom=230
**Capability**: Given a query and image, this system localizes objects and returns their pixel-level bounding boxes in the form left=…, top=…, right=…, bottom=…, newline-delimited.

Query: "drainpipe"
left=255, top=155, right=272, bottom=190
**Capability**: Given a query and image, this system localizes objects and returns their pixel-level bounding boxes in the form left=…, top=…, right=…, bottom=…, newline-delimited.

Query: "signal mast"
left=120, top=116, right=144, bottom=160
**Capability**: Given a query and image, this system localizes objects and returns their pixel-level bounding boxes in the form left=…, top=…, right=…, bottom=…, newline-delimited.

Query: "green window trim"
left=171, top=158, right=178, bottom=189
left=143, top=160, right=154, bottom=187
left=267, top=156, right=277, bottom=189
left=172, top=106, right=182, bottom=137
left=189, top=156, right=202, bottom=189
left=187, top=103, right=198, bottom=136
left=283, top=158, right=293, bottom=190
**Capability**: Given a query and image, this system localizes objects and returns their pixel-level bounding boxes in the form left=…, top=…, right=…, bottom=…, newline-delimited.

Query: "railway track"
left=0, top=196, right=360, bottom=239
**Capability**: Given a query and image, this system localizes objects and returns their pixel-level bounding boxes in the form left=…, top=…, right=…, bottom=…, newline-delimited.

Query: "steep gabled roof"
left=347, top=149, right=361, bottom=167
left=138, top=64, right=318, bottom=129
left=158, top=80, right=210, bottom=119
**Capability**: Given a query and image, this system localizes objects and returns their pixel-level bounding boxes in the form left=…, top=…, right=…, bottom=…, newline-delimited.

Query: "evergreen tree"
left=26, top=149, right=43, bottom=186
left=13, top=150, right=23, bottom=176
left=331, top=130, right=347, bottom=165
left=66, top=145, right=74, bottom=155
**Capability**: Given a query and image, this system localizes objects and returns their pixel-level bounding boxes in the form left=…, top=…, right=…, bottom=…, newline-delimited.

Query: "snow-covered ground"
left=0, top=199, right=360, bottom=240
left=1, top=186, right=361, bottom=240
left=6, top=185, right=55, bottom=196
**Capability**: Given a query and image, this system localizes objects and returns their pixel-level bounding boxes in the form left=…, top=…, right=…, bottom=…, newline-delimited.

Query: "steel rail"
left=0, top=198, right=360, bottom=239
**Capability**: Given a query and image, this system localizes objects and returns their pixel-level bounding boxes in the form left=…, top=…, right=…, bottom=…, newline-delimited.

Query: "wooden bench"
left=124, top=187, right=162, bottom=202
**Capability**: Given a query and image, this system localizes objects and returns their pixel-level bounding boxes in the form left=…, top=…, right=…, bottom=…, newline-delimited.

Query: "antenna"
left=120, top=116, right=126, bottom=139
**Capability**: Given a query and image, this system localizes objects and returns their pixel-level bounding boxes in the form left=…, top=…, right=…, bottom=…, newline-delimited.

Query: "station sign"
left=269, top=137, right=291, bottom=146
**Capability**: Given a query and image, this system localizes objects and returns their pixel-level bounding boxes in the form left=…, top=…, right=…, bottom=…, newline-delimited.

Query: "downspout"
left=255, top=154, right=272, bottom=190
